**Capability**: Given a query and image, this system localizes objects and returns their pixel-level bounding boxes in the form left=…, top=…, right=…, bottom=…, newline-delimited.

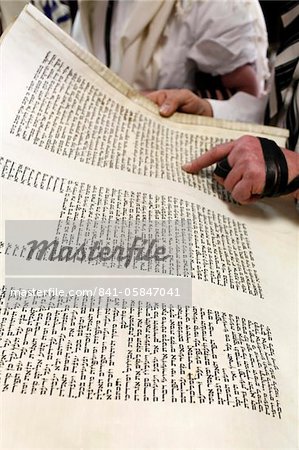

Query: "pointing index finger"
left=182, top=141, right=235, bottom=174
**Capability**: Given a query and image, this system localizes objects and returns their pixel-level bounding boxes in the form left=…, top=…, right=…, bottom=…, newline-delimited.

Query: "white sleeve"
left=187, top=0, right=261, bottom=76
left=207, top=92, right=268, bottom=124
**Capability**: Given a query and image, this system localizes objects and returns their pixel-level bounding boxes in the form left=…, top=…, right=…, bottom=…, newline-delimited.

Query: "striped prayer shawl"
left=268, top=1, right=299, bottom=151
left=32, top=0, right=72, bottom=33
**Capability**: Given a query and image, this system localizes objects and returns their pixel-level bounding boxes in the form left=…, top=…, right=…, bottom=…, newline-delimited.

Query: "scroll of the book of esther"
left=0, top=5, right=298, bottom=449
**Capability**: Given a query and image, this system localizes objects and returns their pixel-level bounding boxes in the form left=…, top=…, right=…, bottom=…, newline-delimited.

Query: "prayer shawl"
left=79, top=0, right=177, bottom=89
left=268, top=1, right=299, bottom=151
left=0, top=0, right=72, bottom=33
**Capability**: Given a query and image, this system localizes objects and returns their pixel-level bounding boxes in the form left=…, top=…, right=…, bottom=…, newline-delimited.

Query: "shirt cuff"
left=207, top=92, right=268, bottom=124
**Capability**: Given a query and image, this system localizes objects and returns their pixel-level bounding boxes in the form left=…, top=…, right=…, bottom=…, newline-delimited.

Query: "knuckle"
left=181, top=89, right=190, bottom=97
left=236, top=135, right=258, bottom=152
left=234, top=192, right=248, bottom=204
left=223, top=180, right=233, bottom=192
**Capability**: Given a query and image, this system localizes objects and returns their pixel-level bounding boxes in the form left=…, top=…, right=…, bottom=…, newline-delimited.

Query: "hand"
left=182, top=135, right=299, bottom=204
left=145, top=89, right=213, bottom=117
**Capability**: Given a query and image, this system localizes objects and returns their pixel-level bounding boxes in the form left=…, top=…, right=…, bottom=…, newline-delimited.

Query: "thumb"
left=159, top=97, right=179, bottom=117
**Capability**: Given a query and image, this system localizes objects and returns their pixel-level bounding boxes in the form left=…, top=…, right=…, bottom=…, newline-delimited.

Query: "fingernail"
left=182, top=162, right=192, bottom=171
left=160, top=103, right=170, bottom=113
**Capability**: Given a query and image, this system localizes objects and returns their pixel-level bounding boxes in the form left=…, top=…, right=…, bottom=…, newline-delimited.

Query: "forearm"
left=221, top=64, right=259, bottom=97
left=283, top=148, right=299, bottom=200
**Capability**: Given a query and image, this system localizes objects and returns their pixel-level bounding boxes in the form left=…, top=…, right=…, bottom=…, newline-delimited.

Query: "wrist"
left=283, top=148, right=299, bottom=182
left=258, top=138, right=299, bottom=198
left=197, top=99, right=213, bottom=117
left=282, top=148, right=299, bottom=200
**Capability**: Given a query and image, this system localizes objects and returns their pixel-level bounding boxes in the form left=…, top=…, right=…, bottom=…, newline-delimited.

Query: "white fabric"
left=208, top=92, right=268, bottom=124
left=0, top=0, right=28, bottom=29
left=110, top=1, right=135, bottom=77
left=112, top=1, right=176, bottom=88
left=159, top=0, right=269, bottom=92
left=73, top=0, right=269, bottom=93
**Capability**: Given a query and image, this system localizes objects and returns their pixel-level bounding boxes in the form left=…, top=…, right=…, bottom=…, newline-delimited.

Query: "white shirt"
left=72, top=0, right=269, bottom=123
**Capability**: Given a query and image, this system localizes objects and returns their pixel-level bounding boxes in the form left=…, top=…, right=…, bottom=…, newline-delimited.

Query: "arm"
left=145, top=63, right=259, bottom=118
left=146, top=0, right=266, bottom=117
left=182, top=135, right=299, bottom=205
left=221, top=64, right=259, bottom=97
